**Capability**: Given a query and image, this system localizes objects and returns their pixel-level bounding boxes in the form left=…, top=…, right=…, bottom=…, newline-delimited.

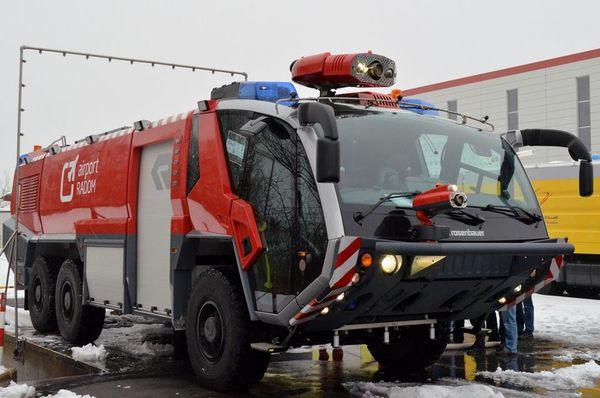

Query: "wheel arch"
left=171, top=232, right=258, bottom=330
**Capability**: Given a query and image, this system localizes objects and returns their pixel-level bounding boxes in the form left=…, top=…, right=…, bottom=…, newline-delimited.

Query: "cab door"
left=218, top=110, right=328, bottom=313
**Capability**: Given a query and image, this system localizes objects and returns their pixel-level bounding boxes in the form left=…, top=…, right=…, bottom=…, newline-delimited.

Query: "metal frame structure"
left=12, top=45, right=248, bottom=360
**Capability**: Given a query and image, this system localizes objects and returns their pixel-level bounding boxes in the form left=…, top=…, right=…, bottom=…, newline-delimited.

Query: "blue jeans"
left=501, top=307, right=518, bottom=353
left=523, top=296, right=534, bottom=332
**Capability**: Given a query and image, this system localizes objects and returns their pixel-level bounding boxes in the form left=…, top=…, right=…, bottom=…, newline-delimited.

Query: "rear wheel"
left=367, top=323, right=449, bottom=372
left=186, top=268, right=270, bottom=391
left=28, top=257, right=59, bottom=333
left=55, top=259, right=105, bottom=344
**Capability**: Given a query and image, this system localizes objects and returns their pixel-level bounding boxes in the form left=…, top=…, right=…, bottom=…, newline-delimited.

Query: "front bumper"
left=301, top=237, right=570, bottom=332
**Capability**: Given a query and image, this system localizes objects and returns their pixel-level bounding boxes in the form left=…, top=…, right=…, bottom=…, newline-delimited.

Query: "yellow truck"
left=527, top=161, right=600, bottom=295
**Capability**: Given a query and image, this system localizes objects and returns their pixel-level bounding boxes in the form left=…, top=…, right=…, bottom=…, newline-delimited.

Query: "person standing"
left=517, top=296, right=534, bottom=339
left=499, top=306, right=518, bottom=354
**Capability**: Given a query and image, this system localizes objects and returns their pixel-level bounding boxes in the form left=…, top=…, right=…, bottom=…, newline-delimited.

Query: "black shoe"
left=496, top=349, right=518, bottom=357
left=519, top=331, right=534, bottom=340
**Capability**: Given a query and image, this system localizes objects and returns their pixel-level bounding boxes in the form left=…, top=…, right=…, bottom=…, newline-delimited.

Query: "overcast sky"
left=1, top=0, right=599, bottom=178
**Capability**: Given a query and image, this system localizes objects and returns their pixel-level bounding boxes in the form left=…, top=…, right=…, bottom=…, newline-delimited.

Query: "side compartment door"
left=136, top=140, right=173, bottom=314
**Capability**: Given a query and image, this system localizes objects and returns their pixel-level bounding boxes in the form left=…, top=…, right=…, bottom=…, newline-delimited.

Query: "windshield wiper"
left=444, top=209, right=486, bottom=225
left=478, top=204, right=542, bottom=224
left=353, top=191, right=421, bottom=224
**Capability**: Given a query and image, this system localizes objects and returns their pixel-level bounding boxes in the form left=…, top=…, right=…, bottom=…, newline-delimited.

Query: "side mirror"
left=298, top=102, right=340, bottom=183
left=580, top=160, right=594, bottom=197
left=503, top=128, right=594, bottom=197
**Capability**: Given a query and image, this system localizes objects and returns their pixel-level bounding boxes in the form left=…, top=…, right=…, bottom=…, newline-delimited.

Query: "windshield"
left=335, top=111, right=539, bottom=212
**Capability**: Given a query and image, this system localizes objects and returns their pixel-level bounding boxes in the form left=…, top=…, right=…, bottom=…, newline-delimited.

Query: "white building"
left=402, top=49, right=600, bottom=164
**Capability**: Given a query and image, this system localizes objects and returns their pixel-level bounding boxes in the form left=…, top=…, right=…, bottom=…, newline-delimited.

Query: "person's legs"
left=500, top=307, right=518, bottom=353
left=523, top=296, right=534, bottom=333
left=516, top=302, right=525, bottom=334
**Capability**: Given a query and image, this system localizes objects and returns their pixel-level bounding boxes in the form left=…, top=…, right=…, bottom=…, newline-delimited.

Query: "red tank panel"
left=38, top=133, right=133, bottom=234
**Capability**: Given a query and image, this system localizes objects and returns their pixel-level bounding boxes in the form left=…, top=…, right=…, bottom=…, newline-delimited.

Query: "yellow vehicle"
left=527, top=160, right=600, bottom=294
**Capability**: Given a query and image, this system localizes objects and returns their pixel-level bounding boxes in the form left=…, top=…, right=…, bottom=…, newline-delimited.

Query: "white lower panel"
left=86, top=246, right=124, bottom=306
left=136, top=141, right=173, bottom=314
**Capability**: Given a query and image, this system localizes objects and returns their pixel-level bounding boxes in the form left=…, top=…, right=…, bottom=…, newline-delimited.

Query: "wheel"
left=55, top=259, right=105, bottom=344
left=28, top=257, right=59, bottom=332
left=367, top=322, right=449, bottom=372
left=186, top=268, right=270, bottom=391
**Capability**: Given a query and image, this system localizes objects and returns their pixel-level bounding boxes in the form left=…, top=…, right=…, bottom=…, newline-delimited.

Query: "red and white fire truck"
left=3, top=51, right=594, bottom=391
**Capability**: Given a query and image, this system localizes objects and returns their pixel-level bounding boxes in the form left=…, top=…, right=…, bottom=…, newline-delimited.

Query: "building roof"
left=403, top=48, right=600, bottom=96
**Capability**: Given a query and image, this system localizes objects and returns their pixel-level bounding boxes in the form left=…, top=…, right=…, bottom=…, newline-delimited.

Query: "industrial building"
left=403, top=49, right=600, bottom=164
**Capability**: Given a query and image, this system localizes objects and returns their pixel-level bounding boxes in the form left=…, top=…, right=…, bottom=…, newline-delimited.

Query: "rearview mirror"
left=298, top=102, right=340, bottom=182
left=503, top=128, right=594, bottom=197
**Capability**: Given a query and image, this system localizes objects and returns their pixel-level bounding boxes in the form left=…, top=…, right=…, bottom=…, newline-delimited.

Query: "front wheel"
left=186, top=269, right=269, bottom=391
left=367, top=323, right=449, bottom=372
left=55, top=259, right=105, bottom=344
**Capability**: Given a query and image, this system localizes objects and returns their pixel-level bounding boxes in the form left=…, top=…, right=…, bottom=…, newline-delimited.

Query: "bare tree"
left=0, top=171, right=11, bottom=208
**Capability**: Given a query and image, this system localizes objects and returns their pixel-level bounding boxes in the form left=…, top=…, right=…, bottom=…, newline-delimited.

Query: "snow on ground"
left=477, top=360, right=600, bottom=391
left=344, top=381, right=505, bottom=398
left=71, top=344, right=107, bottom=364
left=0, top=382, right=35, bottom=398
left=534, top=293, right=600, bottom=346
left=0, top=382, right=95, bottom=398
left=0, top=255, right=14, bottom=287
left=96, top=317, right=174, bottom=358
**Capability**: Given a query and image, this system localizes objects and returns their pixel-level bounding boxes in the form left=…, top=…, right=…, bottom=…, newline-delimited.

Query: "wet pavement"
left=5, top=294, right=600, bottom=397
left=21, top=336, right=600, bottom=397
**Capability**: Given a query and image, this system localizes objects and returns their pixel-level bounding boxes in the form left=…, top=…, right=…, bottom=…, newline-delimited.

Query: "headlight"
left=381, top=255, right=402, bottom=274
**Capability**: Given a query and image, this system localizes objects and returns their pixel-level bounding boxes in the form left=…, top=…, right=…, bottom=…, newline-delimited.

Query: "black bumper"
left=376, top=240, right=574, bottom=256
left=304, top=238, right=567, bottom=332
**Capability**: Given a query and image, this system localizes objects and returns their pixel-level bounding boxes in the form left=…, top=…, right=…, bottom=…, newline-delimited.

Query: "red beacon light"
left=291, top=52, right=396, bottom=95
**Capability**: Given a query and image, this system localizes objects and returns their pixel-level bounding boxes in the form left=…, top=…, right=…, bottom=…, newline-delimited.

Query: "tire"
left=28, top=257, right=59, bottom=333
left=55, top=259, right=105, bottom=345
left=367, top=322, right=449, bottom=372
left=186, top=268, right=270, bottom=391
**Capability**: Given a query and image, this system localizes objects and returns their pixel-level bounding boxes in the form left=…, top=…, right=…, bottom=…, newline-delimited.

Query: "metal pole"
left=13, top=46, right=24, bottom=361
left=22, top=46, right=248, bottom=81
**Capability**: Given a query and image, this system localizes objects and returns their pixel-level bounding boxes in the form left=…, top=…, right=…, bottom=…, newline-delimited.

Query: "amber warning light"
left=290, top=52, right=396, bottom=93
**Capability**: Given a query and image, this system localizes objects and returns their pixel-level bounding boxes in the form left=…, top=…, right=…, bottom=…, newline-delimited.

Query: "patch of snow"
left=4, top=305, right=32, bottom=330
left=534, top=293, right=600, bottom=346
left=42, top=390, right=95, bottom=398
left=71, top=344, right=107, bottom=364
left=0, top=256, right=14, bottom=287
left=344, top=381, right=505, bottom=398
left=0, top=381, right=35, bottom=398
left=477, top=360, right=600, bottom=391
left=96, top=322, right=173, bottom=357
left=552, top=349, right=600, bottom=363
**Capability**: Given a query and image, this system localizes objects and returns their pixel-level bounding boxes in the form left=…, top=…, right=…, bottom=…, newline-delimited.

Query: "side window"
left=186, top=114, right=200, bottom=194
left=296, top=143, right=328, bottom=292
left=217, top=110, right=255, bottom=189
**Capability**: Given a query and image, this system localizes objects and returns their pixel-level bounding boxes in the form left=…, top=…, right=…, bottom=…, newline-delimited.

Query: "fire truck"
left=2, top=51, right=594, bottom=391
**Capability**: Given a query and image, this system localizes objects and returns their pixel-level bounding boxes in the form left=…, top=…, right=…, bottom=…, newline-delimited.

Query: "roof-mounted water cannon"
left=290, top=52, right=396, bottom=96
